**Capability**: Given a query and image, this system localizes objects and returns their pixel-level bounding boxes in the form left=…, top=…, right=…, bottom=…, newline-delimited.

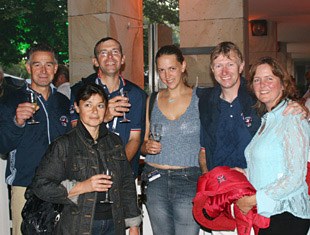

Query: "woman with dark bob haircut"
left=30, top=83, right=141, bottom=235
left=236, top=57, right=310, bottom=235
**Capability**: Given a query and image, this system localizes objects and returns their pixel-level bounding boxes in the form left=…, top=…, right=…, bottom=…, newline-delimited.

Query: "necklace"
left=168, top=98, right=176, bottom=103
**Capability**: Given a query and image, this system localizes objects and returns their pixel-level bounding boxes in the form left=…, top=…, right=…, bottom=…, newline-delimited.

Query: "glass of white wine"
left=27, top=92, right=40, bottom=125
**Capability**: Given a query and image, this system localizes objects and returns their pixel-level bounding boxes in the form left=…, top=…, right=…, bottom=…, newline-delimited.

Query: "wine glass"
left=100, top=169, right=113, bottom=204
left=27, top=91, right=40, bottom=125
left=151, top=124, right=162, bottom=142
left=119, top=89, right=131, bottom=123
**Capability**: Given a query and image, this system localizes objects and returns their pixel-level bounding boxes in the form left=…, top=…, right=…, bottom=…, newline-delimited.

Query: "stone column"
left=68, top=0, right=144, bottom=88
left=179, top=0, right=249, bottom=87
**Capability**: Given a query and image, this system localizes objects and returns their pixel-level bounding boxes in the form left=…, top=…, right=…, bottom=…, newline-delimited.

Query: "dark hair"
left=75, top=83, right=108, bottom=107
left=93, top=37, right=123, bottom=59
left=53, top=64, right=69, bottom=85
left=210, top=41, right=243, bottom=66
left=27, top=43, right=58, bottom=64
left=155, top=45, right=189, bottom=87
left=249, top=56, right=298, bottom=116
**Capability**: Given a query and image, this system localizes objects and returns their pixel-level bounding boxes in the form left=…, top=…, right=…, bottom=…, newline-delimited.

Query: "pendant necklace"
left=168, top=98, right=176, bottom=103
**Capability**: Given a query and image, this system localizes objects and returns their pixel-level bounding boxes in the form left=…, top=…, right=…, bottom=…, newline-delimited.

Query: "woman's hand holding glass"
left=145, top=137, right=162, bottom=155
left=148, top=140, right=161, bottom=155
left=80, top=173, right=113, bottom=194
left=68, top=171, right=113, bottom=199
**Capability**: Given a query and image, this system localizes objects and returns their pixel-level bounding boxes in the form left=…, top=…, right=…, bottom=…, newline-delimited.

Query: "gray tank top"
left=146, top=88, right=200, bottom=167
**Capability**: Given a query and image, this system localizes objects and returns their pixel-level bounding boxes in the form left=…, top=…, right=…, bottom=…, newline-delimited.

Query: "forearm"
left=199, top=148, right=208, bottom=174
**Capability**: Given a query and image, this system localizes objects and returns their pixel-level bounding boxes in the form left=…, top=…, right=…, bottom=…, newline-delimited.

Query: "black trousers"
left=259, top=212, right=310, bottom=235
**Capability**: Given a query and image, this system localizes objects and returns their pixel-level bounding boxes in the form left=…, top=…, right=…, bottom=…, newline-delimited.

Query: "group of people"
left=142, top=42, right=309, bottom=235
left=0, top=37, right=309, bottom=235
left=0, top=39, right=145, bottom=235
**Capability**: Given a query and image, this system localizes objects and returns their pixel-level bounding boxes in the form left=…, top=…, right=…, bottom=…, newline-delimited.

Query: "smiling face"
left=211, top=51, right=244, bottom=91
left=93, top=39, right=125, bottom=78
left=156, top=54, right=186, bottom=90
left=75, top=94, right=106, bottom=130
left=252, top=64, right=284, bottom=111
left=26, top=51, right=58, bottom=90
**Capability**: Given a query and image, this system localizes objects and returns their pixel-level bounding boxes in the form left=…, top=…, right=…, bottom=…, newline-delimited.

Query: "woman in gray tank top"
left=141, top=45, right=201, bottom=235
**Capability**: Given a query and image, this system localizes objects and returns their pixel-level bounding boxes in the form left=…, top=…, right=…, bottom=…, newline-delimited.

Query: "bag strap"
left=148, top=91, right=158, bottom=122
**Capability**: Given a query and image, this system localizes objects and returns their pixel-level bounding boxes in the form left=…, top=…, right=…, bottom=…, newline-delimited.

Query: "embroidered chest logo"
left=69, top=104, right=75, bottom=115
left=241, top=113, right=252, bottom=127
left=59, top=116, right=69, bottom=127
left=217, top=175, right=226, bottom=184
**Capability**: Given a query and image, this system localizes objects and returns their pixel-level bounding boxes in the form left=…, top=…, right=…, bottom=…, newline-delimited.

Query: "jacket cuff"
left=13, top=116, right=26, bottom=128
left=61, top=179, right=79, bottom=204
left=256, top=190, right=275, bottom=217
left=125, top=215, right=142, bottom=228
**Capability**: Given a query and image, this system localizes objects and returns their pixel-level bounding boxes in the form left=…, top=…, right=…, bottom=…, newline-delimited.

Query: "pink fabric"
left=193, top=166, right=270, bottom=235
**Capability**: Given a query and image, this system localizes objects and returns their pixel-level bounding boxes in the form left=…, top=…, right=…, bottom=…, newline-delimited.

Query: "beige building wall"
left=248, top=21, right=294, bottom=75
left=68, top=0, right=144, bottom=88
left=179, top=0, right=249, bottom=87
left=68, top=1, right=292, bottom=89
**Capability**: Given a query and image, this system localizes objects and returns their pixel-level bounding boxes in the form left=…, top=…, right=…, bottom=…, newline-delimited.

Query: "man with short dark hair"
left=71, top=37, right=146, bottom=178
left=0, top=43, right=71, bottom=235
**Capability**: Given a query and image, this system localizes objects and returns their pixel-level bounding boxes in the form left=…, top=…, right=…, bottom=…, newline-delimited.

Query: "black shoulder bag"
left=21, top=137, right=74, bottom=234
left=21, top=190, right=63, bottom=235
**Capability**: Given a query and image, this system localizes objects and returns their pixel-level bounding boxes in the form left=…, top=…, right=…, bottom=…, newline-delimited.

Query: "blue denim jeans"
left=91, top=219, right=115, bottom=235
left=143, top=164, right=201, bottom=235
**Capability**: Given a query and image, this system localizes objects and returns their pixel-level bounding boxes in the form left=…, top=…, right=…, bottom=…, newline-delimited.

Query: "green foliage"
left=143, top=0, right=179, bottom=26
left=0, top=0, right=68, bottom=68
left=143, top=0, right=180, bottom=72
left=0, top=0, right=179, bottom=76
